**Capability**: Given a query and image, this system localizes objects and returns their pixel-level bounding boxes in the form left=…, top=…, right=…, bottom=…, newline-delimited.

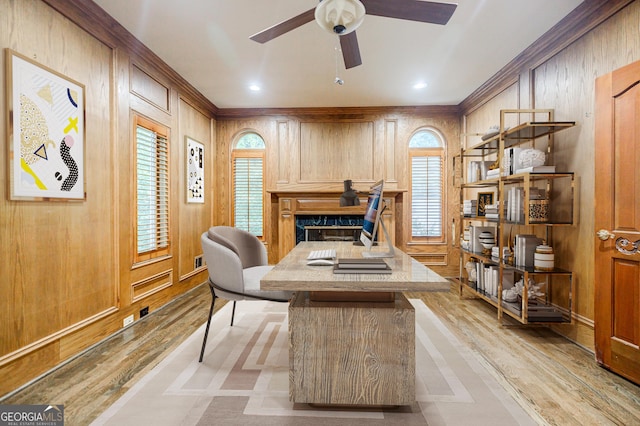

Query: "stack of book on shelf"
left=515, top=165, right=556, bottom=174
left=506, top=187, right=548, bottom=223
left=484, top=202, right=500, bottom=220
left=333, top=258, right=392, bottom=274
left=502, top=299, right=565, bottom=322
left=502, top=147, right=523, bottom=176
left=506, top=186, right=524, bottom=222
left=486, top=167, right=501, bottom=179
left=476, top=263, right=499, bottom=299
left=514, top=234, right=543, bottom=268
left=463, top=199, right=477, bottom=217
left=526, top=304, right=565, bottom=322
left=467, top=161, right=494, bottom=182
left=504, top=147, right=556, bottom=175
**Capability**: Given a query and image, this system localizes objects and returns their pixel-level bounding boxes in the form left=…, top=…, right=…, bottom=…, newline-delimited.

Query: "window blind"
left=136, top=125, right=170, bottom=255
left=233, top=157, right=264, bottom=236
left=411, top=155, right=443, bottom=238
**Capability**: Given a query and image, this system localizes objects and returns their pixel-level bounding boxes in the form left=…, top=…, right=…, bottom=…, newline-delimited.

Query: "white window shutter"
left=411, top=155, right=443, bottom=237
left=234, top=157, right=264, bottom=236
left=136, top=125, right=170, bottom=254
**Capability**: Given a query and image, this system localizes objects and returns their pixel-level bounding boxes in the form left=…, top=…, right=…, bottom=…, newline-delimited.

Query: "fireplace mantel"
left=269, top=188, right=406, bottom=260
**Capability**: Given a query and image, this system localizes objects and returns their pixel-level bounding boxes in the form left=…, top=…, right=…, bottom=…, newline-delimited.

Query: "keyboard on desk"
left=307, top=249, right=336, bottom=260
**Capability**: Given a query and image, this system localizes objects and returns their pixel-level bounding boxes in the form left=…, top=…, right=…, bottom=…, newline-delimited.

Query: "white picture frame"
left=186, top=136, right=204, bottom=203
left=6, top=49, right=86, bottom=201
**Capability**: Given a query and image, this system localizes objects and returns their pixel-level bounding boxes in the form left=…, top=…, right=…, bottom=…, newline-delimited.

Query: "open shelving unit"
left=455, top=109, right=576, bottom=325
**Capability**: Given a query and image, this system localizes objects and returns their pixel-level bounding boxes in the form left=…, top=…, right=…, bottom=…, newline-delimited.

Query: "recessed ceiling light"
left=413, top=82, right=428, bottom=90
left=249, top=84, right=261, bottom=91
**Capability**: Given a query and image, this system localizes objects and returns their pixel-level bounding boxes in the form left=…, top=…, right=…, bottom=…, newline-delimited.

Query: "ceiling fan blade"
left=340, top=31, right=362, bottom=69
left=362, top=0, right=457, bottom=25
left=250, top=8, right=316, bottom=43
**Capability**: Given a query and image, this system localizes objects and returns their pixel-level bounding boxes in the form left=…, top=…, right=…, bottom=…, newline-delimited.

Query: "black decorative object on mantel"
left=339, top=179, right=360, bottom=207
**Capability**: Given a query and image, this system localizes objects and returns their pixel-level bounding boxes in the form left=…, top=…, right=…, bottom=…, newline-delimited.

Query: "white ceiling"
left=92, top=0, right=583, bottom=109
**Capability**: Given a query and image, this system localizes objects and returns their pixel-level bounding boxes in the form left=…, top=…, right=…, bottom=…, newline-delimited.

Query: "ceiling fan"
left=250, top=0, right=457, bottom=69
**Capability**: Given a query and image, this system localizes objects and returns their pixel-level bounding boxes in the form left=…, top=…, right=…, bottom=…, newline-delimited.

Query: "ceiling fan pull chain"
left=334, top=41, right=344, bottom=85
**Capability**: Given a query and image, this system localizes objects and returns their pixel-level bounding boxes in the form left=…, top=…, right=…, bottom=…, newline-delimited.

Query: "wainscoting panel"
left=130, top=64, right=170, bottom=112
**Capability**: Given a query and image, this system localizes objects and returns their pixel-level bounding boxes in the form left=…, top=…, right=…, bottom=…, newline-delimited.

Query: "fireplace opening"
left=295, top=214, right=379, bottom=246
left=305, top=225, right=361, bottom=242
left=295, top=215, right=363, bottom=245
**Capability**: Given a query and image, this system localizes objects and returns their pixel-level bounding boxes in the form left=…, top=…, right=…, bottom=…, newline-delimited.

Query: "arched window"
left=409, top=128, right=445, bottom=241
left=232, top=132, right=265, bottom=237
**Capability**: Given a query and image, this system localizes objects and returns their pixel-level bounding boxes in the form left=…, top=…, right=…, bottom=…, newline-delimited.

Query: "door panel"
left=613, top=91, right=640, bottom=231
left=594, top=60, right=640, bottom=384
left=612, top=259, right=639, bottom=344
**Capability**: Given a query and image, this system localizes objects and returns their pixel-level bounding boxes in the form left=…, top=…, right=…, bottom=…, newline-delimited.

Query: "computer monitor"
left=360, top=180, right=395, bottom=258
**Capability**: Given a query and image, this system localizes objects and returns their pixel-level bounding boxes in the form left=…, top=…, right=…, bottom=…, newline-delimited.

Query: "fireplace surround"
left=269, top=189, right=403, bottom=261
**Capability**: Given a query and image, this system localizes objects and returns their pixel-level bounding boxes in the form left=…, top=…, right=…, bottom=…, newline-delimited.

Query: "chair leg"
left=199, top=290, right=217, bottom=363
left=230, top=301, right=237, bottom=326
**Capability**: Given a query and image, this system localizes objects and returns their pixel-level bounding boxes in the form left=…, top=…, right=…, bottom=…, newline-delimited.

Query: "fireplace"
left=269, top=189, right=402, bottom=261
left=296, top=215, right=363, bottom=244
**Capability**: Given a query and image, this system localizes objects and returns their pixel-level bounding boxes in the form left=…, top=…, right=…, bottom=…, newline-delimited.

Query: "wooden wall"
left=460, top=0, right=639, bottom=350
left=0, top=0, right=216, bottom=396
left=214, top=108, right=460, bottom=273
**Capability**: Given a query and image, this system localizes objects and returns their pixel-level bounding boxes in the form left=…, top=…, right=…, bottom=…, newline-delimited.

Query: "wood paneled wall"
left=460, top=0, right=640, bottom=350
left=299, top=122, right=375, bottom=182
left=215, top=110, right=460, bottom=273
left=0, top=0, right=215, bottom=396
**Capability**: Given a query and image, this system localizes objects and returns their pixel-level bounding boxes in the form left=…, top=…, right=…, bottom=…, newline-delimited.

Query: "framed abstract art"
left=6, top=49, right=86, bottom=201
left=186, top=136, right=204, bottom=203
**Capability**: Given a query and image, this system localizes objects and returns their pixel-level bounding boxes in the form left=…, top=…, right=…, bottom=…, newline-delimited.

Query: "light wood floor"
left=2, top=283, right=640, bottom=425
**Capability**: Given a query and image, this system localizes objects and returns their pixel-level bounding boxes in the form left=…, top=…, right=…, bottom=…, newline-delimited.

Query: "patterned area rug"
left=91, top=300, right=537, bottom=425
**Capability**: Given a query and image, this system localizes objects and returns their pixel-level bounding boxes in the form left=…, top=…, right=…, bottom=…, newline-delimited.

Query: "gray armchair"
left=199, top=226, right=292, bottom=362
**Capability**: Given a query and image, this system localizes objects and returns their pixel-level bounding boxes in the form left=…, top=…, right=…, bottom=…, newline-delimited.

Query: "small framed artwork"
left=6, top=49, right=85, bottom=201
left=477, top=192, right=494, bottom=217
left=186, top=136, right=204, bottom=203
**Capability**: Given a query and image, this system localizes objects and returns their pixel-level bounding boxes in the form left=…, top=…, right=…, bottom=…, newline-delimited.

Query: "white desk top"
left=261, top=241, right=450, bottom=292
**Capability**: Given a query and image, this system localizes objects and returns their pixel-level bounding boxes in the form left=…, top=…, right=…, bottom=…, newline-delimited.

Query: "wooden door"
left=594, top=60, right=640, bottom=384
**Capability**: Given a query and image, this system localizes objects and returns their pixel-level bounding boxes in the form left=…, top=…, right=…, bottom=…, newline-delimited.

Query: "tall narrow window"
left=409, top=128, right=445, bottom=241
left=232, top=132, right=265, bottom=237
left=135, top=115, right=170, bottom=262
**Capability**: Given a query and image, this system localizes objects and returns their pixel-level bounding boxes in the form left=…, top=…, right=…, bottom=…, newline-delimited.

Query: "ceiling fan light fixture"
left=315, top=0, right=366, bottom=35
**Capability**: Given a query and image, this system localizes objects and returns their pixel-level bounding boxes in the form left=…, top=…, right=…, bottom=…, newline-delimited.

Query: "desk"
left=261, top=241, right=450, bottom=406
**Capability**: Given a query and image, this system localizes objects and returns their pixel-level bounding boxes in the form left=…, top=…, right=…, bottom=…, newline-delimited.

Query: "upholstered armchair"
left=198, top=226, right=292, bottom=362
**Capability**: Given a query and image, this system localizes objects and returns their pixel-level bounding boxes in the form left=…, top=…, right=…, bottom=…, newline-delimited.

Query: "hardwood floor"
left=3, top=283, right=640, bottom=425
left=409, top=288, right=640, bottom=426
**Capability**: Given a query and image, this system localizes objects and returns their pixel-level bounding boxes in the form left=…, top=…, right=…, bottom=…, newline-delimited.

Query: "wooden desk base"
left=289, top=291, right=415, bottom=406
left=309, top=291, right=395, bottom=303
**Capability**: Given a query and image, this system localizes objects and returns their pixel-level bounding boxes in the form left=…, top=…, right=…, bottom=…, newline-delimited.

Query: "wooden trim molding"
left=0, top=307, right=119, bottom=366
left=131, top=270, right=173, bottom=303
left=217, top=105, right=460, bottom=120
left=407, top=252, right=448, bottom=266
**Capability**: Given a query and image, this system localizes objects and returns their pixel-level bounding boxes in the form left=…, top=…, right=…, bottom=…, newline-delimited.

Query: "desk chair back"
left=199, top=227, right=292, bottom=362
left=208, top=225, right=267, bottom=269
